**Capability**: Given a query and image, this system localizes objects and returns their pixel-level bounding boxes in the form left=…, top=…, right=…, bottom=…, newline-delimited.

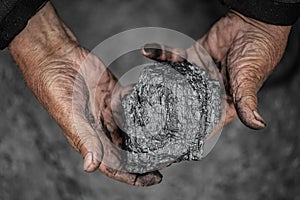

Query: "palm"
left=26, top=46, right=161, bottom=186
left=142, top=11, right=291, bottom=130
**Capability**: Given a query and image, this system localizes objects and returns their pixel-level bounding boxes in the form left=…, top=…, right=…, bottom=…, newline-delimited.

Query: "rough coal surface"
left=121, top=62, right=221, bottom=173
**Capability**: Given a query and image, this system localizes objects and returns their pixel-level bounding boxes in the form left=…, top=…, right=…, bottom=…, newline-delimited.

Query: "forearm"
left=7, top=2, right=85, bottom=140
left=8, top=2, right=79, bottom=74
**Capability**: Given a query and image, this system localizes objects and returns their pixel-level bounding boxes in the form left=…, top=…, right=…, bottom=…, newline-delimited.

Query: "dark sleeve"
left=0, top=0, right=48, bottom=50
left=220, top=0, right=300, bottom=25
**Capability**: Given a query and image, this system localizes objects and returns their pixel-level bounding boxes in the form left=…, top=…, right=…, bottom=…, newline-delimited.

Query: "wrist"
left=8, top=2, right=79, bottom=71
left=230, top=10, right=292, bottom=32
left=221, top=0, right=300, bottom=25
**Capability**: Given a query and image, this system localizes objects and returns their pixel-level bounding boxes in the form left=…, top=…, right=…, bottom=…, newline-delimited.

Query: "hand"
left=8, top=2, right=161, bottom=186
left=142, top=11, right=291, bottom=129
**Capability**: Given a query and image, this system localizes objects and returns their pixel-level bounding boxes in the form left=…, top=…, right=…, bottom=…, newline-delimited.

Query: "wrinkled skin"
left=142, top=11, right=291, bottom=130
left=7, top=2, right=291, bottom=186
left=8, top=2, right=161, bottom=186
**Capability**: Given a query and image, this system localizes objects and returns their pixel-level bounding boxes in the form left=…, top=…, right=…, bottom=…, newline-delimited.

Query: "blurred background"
left=0, top=0, right=299, bottom=199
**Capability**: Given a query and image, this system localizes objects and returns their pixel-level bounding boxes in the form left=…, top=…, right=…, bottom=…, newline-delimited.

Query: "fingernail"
left=253, top=110, right=266, bottom=129
left=134, top=172, right=163, bottom=187
left=143, top=43, right=162, bottom=57
left=84, top=152, right=95, bottom=172
left=143, top=43, right=161, bottom=52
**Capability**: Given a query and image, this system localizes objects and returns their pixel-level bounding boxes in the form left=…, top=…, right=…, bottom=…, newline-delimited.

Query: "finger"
left=83, top=151, right=101, bottom=172
left=206, top=97, right=238, bottom=140
left=77, top=113, right=125, bottom=173
left=72, top=83, right=105, bottom=172
left=224, top=97, right=238, bottom=125
left=99, top=164, right=163, bottom=187
left=71, top=119, right=104, bottom=172
left=119, top=85, right=133, bottom=99
left=111, top=83, right=133, bottom=107
left=142, top=43, right=187, bottom=62
left=229, top=66, right=266, bottom=129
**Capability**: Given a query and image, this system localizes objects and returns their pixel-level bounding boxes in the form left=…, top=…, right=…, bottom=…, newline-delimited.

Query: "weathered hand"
left=142, top=11, right=291, bottom=129
left=8, top=2, right=161, bottom=186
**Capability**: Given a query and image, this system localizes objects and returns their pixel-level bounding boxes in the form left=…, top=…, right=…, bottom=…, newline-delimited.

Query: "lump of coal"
left=121, top=62, right=221, bottom=173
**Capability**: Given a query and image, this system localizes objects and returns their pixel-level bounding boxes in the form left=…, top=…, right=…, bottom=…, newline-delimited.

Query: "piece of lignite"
left=121, top=62, right=221, bottom=173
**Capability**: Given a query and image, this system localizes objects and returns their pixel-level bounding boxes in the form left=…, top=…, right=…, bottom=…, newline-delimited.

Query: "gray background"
left=0, top=0, right=299, bottom=199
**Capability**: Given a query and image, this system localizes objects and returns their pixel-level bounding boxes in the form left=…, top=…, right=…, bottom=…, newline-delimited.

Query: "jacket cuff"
left=0, top=0, right=48, bottom=50
left=220, top=0, right=300, bottom=25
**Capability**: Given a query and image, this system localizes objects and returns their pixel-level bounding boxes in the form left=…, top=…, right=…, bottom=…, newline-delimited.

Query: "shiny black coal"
left=121, top=62, right=221, bottom=173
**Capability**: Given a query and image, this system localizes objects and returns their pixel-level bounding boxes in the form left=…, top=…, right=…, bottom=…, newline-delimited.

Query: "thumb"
left=230, top=67, right=266, bottom=130
left=70, top=117, right=104, bottom=172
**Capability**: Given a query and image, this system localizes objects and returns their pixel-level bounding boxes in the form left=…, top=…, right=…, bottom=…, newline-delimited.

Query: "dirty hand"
left=8, top=2, right=161, bottom=186
left=142, top=11, right=291, bottom=129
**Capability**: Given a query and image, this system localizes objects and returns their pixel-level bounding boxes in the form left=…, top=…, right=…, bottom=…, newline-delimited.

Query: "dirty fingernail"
left=252, top=110, right=266, bottom=129
left=134, top=171, right=163, bottom=187
left=143, top=43, right=162, bottom=57
left=143, top=43, right=161, bottom=52
left=84, top=152, right=98, bottom=172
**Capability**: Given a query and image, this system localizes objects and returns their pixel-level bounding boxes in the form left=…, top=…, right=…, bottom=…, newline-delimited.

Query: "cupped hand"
left=142, top=11, right=291, bottom=129
left=39, top=47, right=162, bottom=186
left=8, top=2, right=161, bottom=186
